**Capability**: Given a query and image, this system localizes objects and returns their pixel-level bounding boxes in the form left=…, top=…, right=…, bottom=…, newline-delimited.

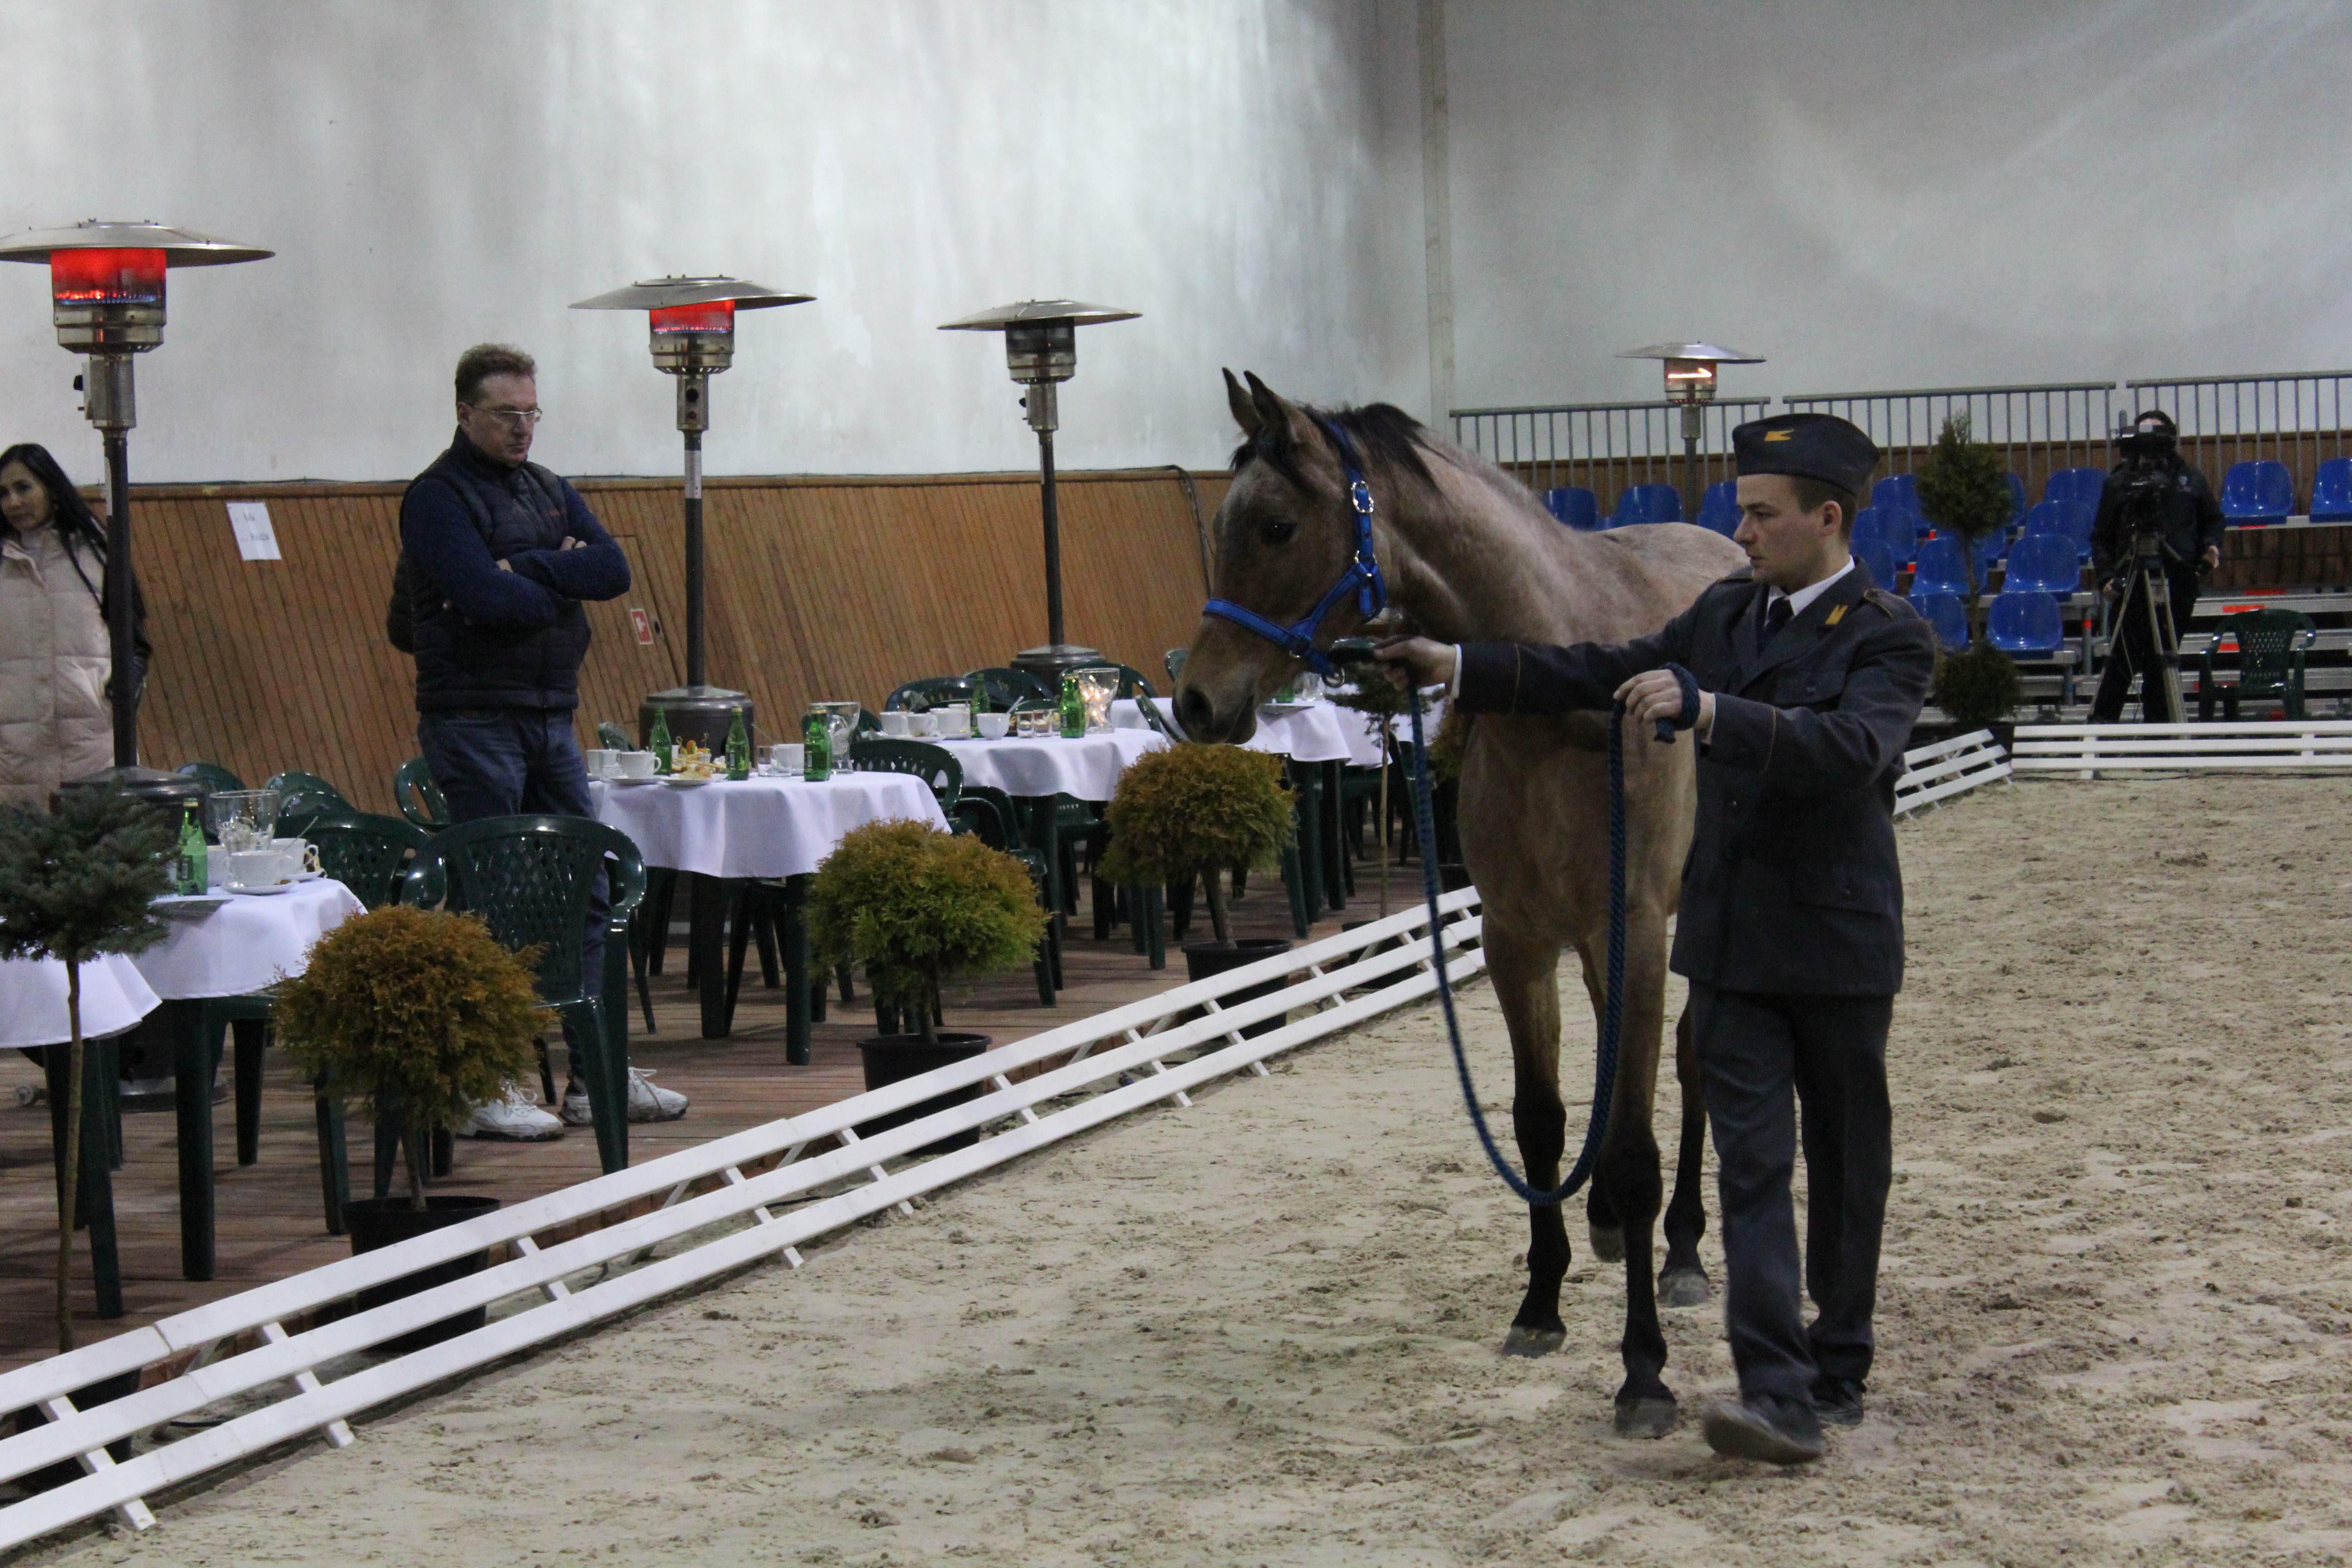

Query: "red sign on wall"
left=629, top=607, right=655, bottom=646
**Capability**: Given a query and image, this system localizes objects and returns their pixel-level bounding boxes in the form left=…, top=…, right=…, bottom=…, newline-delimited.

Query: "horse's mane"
left=1230, top=401, right=1437, bottom=495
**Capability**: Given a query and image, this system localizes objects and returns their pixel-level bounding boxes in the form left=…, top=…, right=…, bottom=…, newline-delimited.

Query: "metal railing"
left=1778, top=382, right=2120, bottom=498
left=2124, top=372, right=2352, bottom=505
left=1449, top=399, right=1768, bottom=513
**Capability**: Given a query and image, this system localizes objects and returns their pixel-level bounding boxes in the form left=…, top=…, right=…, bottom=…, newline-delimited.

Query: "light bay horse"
left=1176, top=372, right=1746, bottom=1436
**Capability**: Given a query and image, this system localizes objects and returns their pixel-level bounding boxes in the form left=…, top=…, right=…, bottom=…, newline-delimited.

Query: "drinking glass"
left=206, top=789, right=280, bottom=854
left=1074, top=666, right=1119, bottom=734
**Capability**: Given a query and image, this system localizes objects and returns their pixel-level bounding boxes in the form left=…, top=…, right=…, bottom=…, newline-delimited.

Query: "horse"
left=1176, top=371, right=1747, bottom=1436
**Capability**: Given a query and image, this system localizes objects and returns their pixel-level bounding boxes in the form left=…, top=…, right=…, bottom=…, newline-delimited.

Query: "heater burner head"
left=0, top=221, right=273, bottom=356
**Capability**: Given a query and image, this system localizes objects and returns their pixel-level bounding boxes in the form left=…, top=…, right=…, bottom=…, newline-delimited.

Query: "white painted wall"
left=0, top=0, right=1418, bottom=483
left=1437, top=0, right=2352, bottom=412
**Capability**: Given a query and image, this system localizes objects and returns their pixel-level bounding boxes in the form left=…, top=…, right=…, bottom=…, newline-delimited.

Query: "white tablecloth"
left=1142, top=696, right=1385, bottom=765
left=129, top=879, right=367, bottom=1001
left=0, top=952, right=160, bottom=1049
left=935, top=730, right=1165, bottom=801
left=592, top=773, right=948, bottom=879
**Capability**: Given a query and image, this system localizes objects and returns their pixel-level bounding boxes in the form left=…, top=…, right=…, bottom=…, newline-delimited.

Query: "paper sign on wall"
left=629, top=607, right=655, bottom=646
left=226, top=502, right=281, bottom=562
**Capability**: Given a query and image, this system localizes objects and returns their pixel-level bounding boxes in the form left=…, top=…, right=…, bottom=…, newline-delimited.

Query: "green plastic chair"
left=845, top=737, right=962, bottom=814
left=304, top=811, right=434, bottom=911
left=954, top=783, right=1059, bottom=1003
left=176, top=760, right=247, bottom=794
left=1163, top=647, right=1189, bottom=683
left=964, top=667, right=1052, bottom=710
left=402, top=815, right=647, bottom=1174
left=597, top=720, right=634, bottom=750
left=393, top=755, right=451, bottom=832
left=2199, top=607, right=2317, bottom=720
left=883, top=676, right=975, bottom=713
left=263, top=770, right=352, bottom=834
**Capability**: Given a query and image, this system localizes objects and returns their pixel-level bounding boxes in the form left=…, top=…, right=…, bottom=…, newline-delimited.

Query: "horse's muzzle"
left=1173, top=679, right=1258, bottom=745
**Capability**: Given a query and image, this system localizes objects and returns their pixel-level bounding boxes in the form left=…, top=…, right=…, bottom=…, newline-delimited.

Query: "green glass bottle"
left=1058, top=672, right=1085, bottom=739
left=804, top=710, right=833, bottom=782
left=970, top=680, right=988, bottom=716
left=176, top=801, right=207, bottom=895
left=725, top=706, right=751, bottom=781
left=649, top=707, right=673, bottom=774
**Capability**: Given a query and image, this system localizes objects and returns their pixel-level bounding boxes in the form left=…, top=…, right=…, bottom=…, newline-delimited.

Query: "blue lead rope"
left=1408, top=691, right=1626, bottom=1207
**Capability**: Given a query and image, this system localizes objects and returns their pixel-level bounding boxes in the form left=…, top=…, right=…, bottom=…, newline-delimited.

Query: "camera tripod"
left=2099, top=541, right=2186, bottom=725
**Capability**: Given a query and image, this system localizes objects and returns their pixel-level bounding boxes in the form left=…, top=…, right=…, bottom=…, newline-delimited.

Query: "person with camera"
left=2089, top=411, right=2224, bottom=723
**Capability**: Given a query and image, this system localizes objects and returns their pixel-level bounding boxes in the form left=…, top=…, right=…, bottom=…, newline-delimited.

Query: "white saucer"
left=663, top=776, right=715, bottom=788
left=225, top=882, right=294, bottom=896
left=154, top=894, right=228, bottom=918
left=609, top=775, right=661, bottom=785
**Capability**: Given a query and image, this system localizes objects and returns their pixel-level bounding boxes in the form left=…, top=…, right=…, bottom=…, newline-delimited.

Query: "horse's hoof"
left=1614, top=1396, right=1680, bottom=1440
left=1588, top=1224, right=1626, bottom=1264
left=1658, top=1266, right=1712, bottom=1308
left=1500, top=1325, right=1566, bottom=1359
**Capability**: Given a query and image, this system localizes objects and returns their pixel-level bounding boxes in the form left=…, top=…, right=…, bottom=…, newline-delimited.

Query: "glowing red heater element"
left=49, top=247, right=166, bottom=305
left=650, top=299, right=735, bottom=334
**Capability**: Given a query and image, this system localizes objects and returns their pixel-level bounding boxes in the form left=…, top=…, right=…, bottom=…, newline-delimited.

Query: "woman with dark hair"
left=0, top=442, right=149, bottom=805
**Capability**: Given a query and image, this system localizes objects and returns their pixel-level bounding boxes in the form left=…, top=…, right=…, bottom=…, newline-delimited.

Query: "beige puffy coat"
left=0, top=522, right=113, bottom=806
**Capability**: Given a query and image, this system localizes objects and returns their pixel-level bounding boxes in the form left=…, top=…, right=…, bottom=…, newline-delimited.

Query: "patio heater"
left=1617, top=341, right=1764, bottom=519
left=940, top=299, right=1139, bottom=684
left=0, top=221, right=272, bottom=808
left=572, top=275, right=812, bottom=750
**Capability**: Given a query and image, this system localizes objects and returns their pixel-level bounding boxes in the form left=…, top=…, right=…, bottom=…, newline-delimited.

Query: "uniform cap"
left=1732, top=412, right=1880, bottom=494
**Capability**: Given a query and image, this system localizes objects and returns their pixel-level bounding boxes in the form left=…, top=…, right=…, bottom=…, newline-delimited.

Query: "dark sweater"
left=399, top=433, right=630, bottom=711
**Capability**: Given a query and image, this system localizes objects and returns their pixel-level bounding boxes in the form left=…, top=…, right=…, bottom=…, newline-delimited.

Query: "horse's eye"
left=1260, top=517, right=1297, bottom=545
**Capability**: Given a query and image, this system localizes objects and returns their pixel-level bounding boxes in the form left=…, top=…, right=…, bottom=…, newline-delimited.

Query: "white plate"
left=154, top=895, right=228, bottom=919
left=225, top=882, right=295, bottom=896
left=609, top=775, right=661, bottom=786
left=1259, top=701, right=1316, bottom=716
left=663, top=776, right=715, bottom=788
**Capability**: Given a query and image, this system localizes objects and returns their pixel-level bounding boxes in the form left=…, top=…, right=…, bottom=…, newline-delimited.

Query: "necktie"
left=1759, top=595, right=1793, bottom=653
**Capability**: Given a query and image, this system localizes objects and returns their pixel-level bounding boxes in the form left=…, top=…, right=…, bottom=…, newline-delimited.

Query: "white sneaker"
left=562, top=1068, right=689, bottom=1126
left=456, top=1084, right=565, bottom=1141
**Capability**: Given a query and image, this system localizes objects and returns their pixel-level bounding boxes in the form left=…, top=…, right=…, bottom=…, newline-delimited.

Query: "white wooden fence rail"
left=1894, top=729, right=2012, bottom=814
left=2011, top=720, right=2352, bottom=774
left=0, top=891, right=1485, bottom=1553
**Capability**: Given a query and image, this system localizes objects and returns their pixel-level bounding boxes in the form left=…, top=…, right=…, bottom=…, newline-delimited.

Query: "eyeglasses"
left=466, top=404, right=544, bottom=428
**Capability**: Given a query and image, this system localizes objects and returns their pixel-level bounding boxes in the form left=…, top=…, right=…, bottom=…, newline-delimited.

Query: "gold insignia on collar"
left=1824, top=604, right=1849, bottom=626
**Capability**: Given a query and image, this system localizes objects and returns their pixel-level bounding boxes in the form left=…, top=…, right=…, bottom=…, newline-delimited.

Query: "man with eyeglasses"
left=398, top=342, right=687, bottom=1138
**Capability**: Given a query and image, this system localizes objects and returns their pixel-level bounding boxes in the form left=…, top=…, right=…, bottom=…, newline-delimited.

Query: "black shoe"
left=1811, top=1376, right=1865, bottom=1427
left=1700, top=1395, right=1826, bottom=1465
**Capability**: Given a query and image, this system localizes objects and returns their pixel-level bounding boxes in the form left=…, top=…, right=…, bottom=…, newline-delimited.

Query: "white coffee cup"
left=226, top=848, right=281, bottom=889
left=908, top=711, right=937, bottom=737
left=272, top=838, right=322, bottom=878
left=617, top=751, right=657, bottom=779
left=583, top=748, right=612, bottom=779
left=880, top=711, right=911, bottom=736
left=770, top=742, right=805, bottom=775
left=976, top=712, right=1010, bottom=740
left=937, top=703, right=970, bottom=737
left=206, top=844, right=228, bottom=887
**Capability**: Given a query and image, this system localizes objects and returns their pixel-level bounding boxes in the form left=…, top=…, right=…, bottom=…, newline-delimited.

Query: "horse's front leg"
left=1484, top=927, right=1570, bottom=1359
left=1658, top=1005, right=1714, bottom=1308
left=1592, top=928, right=1677, bottom=1437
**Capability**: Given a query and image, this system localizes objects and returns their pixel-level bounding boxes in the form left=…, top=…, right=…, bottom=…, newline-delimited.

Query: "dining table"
left=591, top=771, right=948, bottom=1047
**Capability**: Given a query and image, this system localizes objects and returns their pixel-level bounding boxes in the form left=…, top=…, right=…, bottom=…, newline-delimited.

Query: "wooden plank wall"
left=125, top=468, right=1225, bottom=814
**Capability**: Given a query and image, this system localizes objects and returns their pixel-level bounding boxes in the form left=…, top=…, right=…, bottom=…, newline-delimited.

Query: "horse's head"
left=1175, top=370, right=1431, bottom=744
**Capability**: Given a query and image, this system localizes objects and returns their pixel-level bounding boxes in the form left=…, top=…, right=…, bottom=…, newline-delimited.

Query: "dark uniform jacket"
left=2092, top=457, right=2223, bottom=582
left=1456, top=565, right=1935, bottom=996
left=399, top=434, right=630, bottom=713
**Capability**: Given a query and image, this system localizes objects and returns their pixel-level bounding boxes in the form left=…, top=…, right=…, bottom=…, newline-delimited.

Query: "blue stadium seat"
left=2220, top=459, right=2294, bottom=526
left=1872, top=505, right=1921, bottom=564
left=1987, top=591, right=2065, bottom=654
left=1609, top=483, right=1683, bottom=526
left=2021, top=498, right=2095, bottom=562
left=1696, top=479, right=1740, bottom=537
left=2311, top=457, right=2352, bottom=523
left=1855, top=538, right=1899, bottom=591
left=2043, top=466, right=2107, bottom=510
left=1910, top=534, right=1971, bottom=597
left=1872, top=473, right=1919, bottom=515
left=1910, top=591, right=1968, bottom=650
left=1544, top=486, right=1601, bottom=531
left=2002, top=531, right=2080, bottom=595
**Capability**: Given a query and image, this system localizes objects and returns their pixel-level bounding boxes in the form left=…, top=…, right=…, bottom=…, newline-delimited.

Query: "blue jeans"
left=417, top=707, right=607, bottom=1088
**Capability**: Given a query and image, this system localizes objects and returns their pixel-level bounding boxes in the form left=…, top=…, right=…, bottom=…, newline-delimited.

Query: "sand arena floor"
left=20, top=773, right=2352, bottom=1568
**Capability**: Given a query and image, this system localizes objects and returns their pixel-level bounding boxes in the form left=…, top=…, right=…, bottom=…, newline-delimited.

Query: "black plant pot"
left=345, top=1194, right=501, bottom=1355
left=857, top=1033, right=990, bottom=1155
left=1182, top=938, right=1294, bottom=1038
left=8, top=1369, right=138, bottom=1492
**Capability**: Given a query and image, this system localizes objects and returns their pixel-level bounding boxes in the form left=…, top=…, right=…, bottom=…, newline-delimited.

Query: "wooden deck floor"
left=0, top=872, right=1405, bottom=1373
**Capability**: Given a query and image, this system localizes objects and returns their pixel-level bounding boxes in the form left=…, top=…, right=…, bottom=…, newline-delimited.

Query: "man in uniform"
left=1376, top=413, right=1935, bottom=1463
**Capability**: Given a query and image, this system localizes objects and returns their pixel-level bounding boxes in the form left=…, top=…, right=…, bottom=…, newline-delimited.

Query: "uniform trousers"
left=1688, top=982, right=1894, bottom=1403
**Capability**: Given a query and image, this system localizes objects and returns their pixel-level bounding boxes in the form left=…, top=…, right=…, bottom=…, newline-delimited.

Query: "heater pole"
left=1037, top=427, right=1064, bottom=651
left=103, top=428, right=134, bottom=767
left=682, top=427, right=706, bottom=691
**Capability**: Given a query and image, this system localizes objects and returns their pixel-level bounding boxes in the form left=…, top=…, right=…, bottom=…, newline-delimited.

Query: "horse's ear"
left=1243, top=371, right=1318, bottom=456
left=1224, top=368, right=1261, bottom=436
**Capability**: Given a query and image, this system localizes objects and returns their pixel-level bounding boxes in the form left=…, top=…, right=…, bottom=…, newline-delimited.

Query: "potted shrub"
left=0, top=792, right=171, bottom=1357
left=1916, top=412, right=2017, bottom=639
left=807, top=819, right=1044, bottom=1152
left=1930, top=643, right=2025, bottom=749
left=1098, top=744, right=1297, bottom=1026
left=274, top=904, right=543, bottom=1350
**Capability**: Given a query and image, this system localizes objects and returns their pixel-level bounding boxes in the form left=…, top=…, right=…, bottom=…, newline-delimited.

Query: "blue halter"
left=1201, top=418, right=1387, bottom=678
